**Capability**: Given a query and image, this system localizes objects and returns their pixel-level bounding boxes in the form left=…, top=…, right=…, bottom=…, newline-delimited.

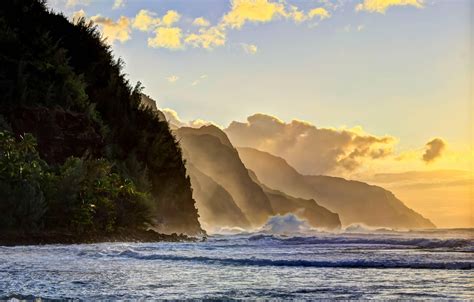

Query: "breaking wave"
left=245, top=234, right=474, bottom=251
left=259, top=213, right=314, bottom=234
left=115, top=250, right=472, bottom=270
left=212, top=214, right=474, bottom=252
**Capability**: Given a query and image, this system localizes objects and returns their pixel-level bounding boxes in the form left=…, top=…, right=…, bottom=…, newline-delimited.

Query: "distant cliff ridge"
left=137, top=92, right=433, bottom=231
left=238, top=147, right=435, bottom=229
left=248, top=170, right=341, bottom=230
left=173, top=125, right=342, bottom=230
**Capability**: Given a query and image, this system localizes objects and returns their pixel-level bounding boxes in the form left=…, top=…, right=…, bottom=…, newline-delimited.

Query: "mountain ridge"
left=175, top=125, right=343, bottom=230
left=176, top=128, right=275, bottom=226
left=237, top=147, right=435, bottom=229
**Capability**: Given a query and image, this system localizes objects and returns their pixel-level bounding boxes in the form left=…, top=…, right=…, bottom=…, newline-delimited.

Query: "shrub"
left=0, top=131, right=48, bottom=230
left=0, top=130, right=153, bottom=233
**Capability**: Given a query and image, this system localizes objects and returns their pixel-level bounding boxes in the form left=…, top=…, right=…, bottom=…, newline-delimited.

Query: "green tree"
left=0, top=131, right=48, bottom=230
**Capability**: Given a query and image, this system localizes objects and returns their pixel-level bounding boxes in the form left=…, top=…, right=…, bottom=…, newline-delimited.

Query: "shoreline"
left=0, top=229, right=197, bottom=246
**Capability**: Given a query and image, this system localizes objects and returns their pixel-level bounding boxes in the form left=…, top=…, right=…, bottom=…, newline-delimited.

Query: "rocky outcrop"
left=0, top=229, right=196, bottom=246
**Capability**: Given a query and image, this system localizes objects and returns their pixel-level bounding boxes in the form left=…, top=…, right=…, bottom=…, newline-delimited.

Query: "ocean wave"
left=213, top=215, right=473, bottom=251
left=116, top=250, right=472, bottom=270
left=246, top=234, right=473, bottom=250
left=343, top=223, right=398, bottom=233
left=260, top=214, right=314, bottom=234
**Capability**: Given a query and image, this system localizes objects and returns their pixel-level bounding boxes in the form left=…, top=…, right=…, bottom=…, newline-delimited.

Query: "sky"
left=49, top=0, right=472, bottom=228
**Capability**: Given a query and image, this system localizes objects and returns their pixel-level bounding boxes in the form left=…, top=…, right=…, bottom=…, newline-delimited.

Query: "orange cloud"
left=225, top=113, right=395, bottom=175
left=193, top=17, right=211, bottom=27
left=222, top=0, right=286, bottom=29
left=91, top=15, right=131, bottom=44
left=132, top=9, right=159, bottom=32
left=162, top=108, right=218, bottom=129
left=185, top=26, right=226, bottom=49
left=148, top=27, right=183, bottom=49
left=356, top=0, right=424, bottom=14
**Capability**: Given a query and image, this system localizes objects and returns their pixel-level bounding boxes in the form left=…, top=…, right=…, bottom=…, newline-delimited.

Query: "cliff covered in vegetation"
left=0, top=0, right=203, bottom=240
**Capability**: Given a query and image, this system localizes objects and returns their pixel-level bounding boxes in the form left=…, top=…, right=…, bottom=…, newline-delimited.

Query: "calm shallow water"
left=0, top=228, right=472, bottom=300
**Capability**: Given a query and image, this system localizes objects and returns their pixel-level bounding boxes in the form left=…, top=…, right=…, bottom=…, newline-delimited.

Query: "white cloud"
left=191, top=75, right=208, bottom=86
left=241, top=43, right=258, bottom=54
left=192, top=17, right=211, bottom=27
left=112, top=0, right=125, bottom=10
left=162, top=108, right=218, bottom=129
left=66, top=0, right=90, bottom=8
left=343, top=24, right=365, bottom=32
left=166, top=75, right=179, bottom=83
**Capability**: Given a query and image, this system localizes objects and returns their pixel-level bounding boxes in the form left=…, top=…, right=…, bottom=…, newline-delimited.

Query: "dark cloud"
left=225, top=113, right=395, bottom=175
left=422, top=138, right=446, bottom=163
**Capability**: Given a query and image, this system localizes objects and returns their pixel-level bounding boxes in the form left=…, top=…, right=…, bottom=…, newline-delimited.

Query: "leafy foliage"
left=0, top=131, right=48, bottom=230
left=0, top=0, right=202, bottom=234
left=0, top=130, right=152, bottom=233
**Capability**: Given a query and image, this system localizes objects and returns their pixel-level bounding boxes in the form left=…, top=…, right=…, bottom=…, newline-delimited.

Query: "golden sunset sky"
left=50, top=0, right=472, bottom=228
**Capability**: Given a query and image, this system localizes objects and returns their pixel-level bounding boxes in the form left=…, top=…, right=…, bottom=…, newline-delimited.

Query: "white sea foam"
left=0, top=227, right=472, bottom=300
left=259, top=213, right=315, bottom=234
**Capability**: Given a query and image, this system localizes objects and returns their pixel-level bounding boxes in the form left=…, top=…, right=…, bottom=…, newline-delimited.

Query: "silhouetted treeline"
left=0, top=0, right=202, bottom=235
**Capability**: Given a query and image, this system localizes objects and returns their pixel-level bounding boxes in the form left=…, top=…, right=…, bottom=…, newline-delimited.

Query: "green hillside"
left=0, top=0, right=202, bottom=237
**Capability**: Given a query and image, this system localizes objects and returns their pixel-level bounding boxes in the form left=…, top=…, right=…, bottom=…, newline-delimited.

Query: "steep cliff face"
left=176, top=126, right=274, bottom=226
left=187, top=164, right=251, bottom=231
left=238, top=147, right=435, bottom=229
left=0, top=0, right=202, bottom=235
left=174, top=125, right=342, bottom=231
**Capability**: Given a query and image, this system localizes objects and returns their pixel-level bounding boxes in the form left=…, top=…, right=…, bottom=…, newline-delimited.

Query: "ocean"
left=0, top=225, right=472, bottom=300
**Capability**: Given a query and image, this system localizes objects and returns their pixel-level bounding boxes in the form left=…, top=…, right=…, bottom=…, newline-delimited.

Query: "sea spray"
left=260, top=213, right=313, bottom=234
